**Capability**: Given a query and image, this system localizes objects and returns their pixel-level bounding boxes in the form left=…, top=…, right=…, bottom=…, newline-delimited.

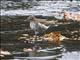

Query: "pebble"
left=23, top=48, right=33, bottom=52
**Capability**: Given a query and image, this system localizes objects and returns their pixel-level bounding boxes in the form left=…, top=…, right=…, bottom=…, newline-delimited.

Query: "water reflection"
left=13, top=48, right=62, bottom=60
left=58, top=43, right=80, bottom=60
left=1, top=44, right=80, bottom=60
left=59, top=51, right=80, bottom=60
left=14, top=44, right=80, bottom=60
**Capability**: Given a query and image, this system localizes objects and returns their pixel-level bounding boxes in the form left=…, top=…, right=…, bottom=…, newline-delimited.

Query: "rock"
left=23, top=48, right=33, bottom=52
left=0, top=55, right=5, bottom=57
left=22, top=34, right=29, bottom=37
left=18, top=37, right=27, bottom=40
left=0, top=49, right=11, bottom=55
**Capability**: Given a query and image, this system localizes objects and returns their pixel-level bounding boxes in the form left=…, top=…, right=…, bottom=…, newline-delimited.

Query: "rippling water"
left=1, top=43, right=80, bottom=60
left=1, top=1, right=80, bottom=60
left=1, top=1, right=80, bottom=18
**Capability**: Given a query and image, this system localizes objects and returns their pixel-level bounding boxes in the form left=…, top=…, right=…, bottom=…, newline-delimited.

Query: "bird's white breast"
left=30, top=21, right=38, bottom=30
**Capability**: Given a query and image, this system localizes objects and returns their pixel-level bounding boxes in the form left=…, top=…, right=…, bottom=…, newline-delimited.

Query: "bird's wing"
left=38, top=23, right=49, bottom=30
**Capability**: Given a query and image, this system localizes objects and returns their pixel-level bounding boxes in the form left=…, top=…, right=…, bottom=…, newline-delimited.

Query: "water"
left=59, top=51, right=80, bottom=60
left=1, top=1, right=80, bottom=19
left=1, top=44, right=80, bottom=60
left=1, top=1, right=80, bottom=60
left=14, top=44, right=80, bottom=60
left=58, top=44, right=80, bottom=60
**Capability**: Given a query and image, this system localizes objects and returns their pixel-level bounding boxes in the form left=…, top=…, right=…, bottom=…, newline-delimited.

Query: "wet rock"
left=23, top=48, right=33, bottom=52
left=0, top=48, right=13, bottom=59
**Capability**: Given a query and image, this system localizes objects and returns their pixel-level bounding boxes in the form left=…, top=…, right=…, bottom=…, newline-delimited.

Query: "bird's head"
left=27, top=15, right=36, bottom=22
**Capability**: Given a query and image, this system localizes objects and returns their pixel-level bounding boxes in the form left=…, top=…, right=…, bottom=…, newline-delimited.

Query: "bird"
left=27, top=16, right=49, bottom=36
